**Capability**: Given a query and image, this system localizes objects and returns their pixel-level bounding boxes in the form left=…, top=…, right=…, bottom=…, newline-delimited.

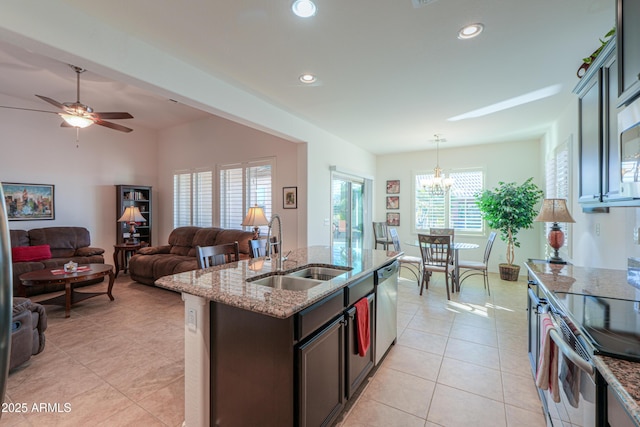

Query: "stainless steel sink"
left=247, top=274, right=324, bottom=291
left=286, top=266, right=351, bottom=281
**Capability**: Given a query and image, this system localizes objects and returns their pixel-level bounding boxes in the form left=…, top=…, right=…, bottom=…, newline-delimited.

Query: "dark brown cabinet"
left=617, top=0, right=640, bottom=106
left=575, top=41, right=623, bottom=206
left=297, top=316, right=345, bottom=427
left=209, top=271, right=378, bottom=427
left=578, top=76, right=602, bottom=203
left=115, top=185, right=152, bottom=245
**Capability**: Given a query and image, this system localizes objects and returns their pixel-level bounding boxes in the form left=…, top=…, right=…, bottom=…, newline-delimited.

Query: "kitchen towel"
left=354, top=297, right=370, bottom=357
left=536, top=313, right=560, bottom=403
left=560, top=354, right=581, bottom=408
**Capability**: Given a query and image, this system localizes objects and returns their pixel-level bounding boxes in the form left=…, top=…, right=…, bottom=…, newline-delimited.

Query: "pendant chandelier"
left=422, top=134, right=454, bottom=196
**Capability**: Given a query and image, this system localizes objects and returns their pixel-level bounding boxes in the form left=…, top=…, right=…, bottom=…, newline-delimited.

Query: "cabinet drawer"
left=296, top=290, right=345, bottom=341
left=345, top=273, right=374, bottom=307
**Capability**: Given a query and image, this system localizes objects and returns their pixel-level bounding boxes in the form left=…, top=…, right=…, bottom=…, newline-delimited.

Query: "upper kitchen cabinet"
left=617, top=0, right=640, bottom=106
left=575, top=41, right=621, bottom=205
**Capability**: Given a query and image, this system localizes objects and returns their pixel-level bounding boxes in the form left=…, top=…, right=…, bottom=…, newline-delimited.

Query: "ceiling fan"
left=0, top=64, right=134, bottom=133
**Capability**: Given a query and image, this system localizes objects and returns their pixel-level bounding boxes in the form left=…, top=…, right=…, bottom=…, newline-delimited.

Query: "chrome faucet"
left=266, top=214, right=285, bottom=271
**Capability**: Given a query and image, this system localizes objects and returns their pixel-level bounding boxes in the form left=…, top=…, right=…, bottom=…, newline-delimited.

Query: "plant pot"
left=499, top=263, right=520, bottom=281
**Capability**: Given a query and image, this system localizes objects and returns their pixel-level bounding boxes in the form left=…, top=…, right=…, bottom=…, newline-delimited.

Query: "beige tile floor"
left=2, top=270, right=546, bottom=427
left=337, top=273, right=547, bottom=427
left=3, top=278, right=185, bottom=427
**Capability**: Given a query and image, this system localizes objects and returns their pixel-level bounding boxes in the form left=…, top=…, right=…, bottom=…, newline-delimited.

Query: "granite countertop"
left=525, top=260, right=640, bottom=423
left=155, top=246, right=400, bottom=319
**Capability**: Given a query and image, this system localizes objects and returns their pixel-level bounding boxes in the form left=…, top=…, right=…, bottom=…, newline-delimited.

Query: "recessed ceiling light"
left=299, top=73, right=317, bottom=84
left=292, top=0, right=317, bottom=18
left=458, top=23, right=484, bottom=40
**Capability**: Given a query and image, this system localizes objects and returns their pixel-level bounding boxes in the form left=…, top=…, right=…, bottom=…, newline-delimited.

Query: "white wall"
left=156, top=115, right=302, bottom=251
left=376, top=139, right=543, bottom=273
left=0, top=94, right=158, bottom=253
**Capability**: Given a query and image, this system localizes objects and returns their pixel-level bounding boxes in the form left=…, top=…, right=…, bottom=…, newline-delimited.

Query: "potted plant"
left=475, top=178, right=543, bottom=281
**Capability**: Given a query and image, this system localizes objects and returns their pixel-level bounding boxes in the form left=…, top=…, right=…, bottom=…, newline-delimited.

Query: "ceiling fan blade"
left=93, top=112, right=134, bottom=120
left=0, top=105, right=58, bottom=114
left=95, top=119, right=133, bottom=133
left=35, top=95, right=65, bottom=110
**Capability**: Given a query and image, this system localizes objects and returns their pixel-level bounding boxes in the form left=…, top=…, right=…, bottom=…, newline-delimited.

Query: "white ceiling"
left=0, top=0, right=613, bottom=154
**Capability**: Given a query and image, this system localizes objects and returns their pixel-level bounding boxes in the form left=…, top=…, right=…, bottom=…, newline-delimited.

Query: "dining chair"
left=373, top=222, right=392, bottom=250
left=429, top=228, right=455, bottom=243
left=457, top=231, right=497, bottom=295
left=196, top=242, right=240, bottom=268
left=388, top=228, right=422, bottom=287
left=250, top=238, right=277, bottom=258
left=417, top=234, right=453, bottom=299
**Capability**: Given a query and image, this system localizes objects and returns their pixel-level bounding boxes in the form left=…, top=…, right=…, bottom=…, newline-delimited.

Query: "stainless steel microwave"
left=619, top=97, right=640, bottom=198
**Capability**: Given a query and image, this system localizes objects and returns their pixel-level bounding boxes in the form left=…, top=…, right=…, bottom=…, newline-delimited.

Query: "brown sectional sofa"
left=128, top=226, right=254, bottom=286
left=10, top=227, right=105, bottom=297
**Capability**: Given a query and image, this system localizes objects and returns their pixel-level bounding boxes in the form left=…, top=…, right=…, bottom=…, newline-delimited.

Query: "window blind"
left=415, top=169, right=483, bottom=233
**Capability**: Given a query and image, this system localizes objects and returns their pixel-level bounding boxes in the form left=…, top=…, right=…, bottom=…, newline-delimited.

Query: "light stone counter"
left=526, top=260, right=640, bottom=425
left=155, top=245, right=401, bottom=318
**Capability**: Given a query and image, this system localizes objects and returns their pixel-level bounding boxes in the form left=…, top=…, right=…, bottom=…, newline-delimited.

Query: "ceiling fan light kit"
left=59, top=113, right=92, bottom=128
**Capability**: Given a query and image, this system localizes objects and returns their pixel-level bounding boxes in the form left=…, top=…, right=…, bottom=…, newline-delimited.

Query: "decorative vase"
left=499, top=263, right=520, bottom=281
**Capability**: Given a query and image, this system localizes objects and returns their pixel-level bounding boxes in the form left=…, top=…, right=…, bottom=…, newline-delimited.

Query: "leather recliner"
left=10, top=297, right=47, bottom=371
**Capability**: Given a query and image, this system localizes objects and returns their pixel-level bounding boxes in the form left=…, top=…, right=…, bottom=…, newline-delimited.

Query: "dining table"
left=407, top=240, right=480, bottom=292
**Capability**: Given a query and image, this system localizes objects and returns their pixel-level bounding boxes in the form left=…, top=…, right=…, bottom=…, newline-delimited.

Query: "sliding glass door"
left=331, top=173, right=365, bottom=251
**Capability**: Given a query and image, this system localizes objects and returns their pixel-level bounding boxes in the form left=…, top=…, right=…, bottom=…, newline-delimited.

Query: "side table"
left=113, top=243, right=144, bottom=278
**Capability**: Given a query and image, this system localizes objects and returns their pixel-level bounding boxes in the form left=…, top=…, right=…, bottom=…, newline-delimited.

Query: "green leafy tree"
left=475, top=178, right=543, bottom=266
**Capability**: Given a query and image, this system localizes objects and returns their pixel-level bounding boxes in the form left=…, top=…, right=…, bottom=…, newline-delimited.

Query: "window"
left=414, top=169, right=484, bottom=234
left=219, top=159, right=274, bottom=233
left=173, top=169, right=213, bottom=228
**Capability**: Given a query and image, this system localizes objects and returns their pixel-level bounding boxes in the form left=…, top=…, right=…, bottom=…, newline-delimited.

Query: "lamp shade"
left=241, top=206, right=269, bottom=227
left=534, top=199, right=575, bottom=224
left=118, top=206, right=146, bottom=223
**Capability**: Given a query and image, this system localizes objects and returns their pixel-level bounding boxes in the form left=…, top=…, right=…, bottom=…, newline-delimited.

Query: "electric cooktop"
left=553, top=292, right=640, bottom=363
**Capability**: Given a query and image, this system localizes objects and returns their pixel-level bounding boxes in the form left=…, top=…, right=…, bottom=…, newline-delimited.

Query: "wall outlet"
left=187, top=308, right=197, bottom=332
left=595, top=223, right=600, bottom=236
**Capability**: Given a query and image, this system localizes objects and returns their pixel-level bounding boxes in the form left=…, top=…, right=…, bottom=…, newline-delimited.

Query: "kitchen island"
left=156, top=246, right=401, bottom=427
left=526, top=261, right=640, bottom=426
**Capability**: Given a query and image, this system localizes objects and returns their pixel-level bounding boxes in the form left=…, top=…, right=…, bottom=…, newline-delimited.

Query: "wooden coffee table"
left=19, top=264, right=115, bottom=318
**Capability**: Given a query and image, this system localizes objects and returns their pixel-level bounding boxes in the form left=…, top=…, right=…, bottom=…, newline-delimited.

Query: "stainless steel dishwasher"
left=374, top=261, right=399, bottom=365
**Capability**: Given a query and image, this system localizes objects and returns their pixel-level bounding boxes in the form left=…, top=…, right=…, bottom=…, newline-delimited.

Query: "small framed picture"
left=386, top=196, right=399, bottom=210
left=283, top=186, right=297, bottom=209
left=386, top=212, right=400, bottom=226
left=2, top=182, right=55, bottom=221
left=386, top=180, right=400, bottom=194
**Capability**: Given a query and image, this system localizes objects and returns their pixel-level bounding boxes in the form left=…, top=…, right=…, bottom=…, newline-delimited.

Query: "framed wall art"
left=386, top=196, right=399, bottom=210
left=386, top=212, right=400, bottom=226
left=283, top=186, right=297, bottom=209
left=2, top=182, right=55, bottom=221
left=386, top=180, right=400, bottom=194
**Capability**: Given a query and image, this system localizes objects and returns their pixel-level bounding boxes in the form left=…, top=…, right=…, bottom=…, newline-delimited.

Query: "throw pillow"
left=11, top=245, right=52, bottom=262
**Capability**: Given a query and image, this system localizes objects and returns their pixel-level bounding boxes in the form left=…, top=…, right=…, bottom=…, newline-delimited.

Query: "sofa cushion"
left=75, top=247, right=105, bottom=256
left=187, top=228, right=223, bottom=257
left=168, top=227, right=201, bottom=256
left=11, top=245, right=51, bottom=262
left=29, top=227, right=92, bottom=258
left=9, top=230, right=29, bottom=247
left=215, top=229, right=254, bottom=255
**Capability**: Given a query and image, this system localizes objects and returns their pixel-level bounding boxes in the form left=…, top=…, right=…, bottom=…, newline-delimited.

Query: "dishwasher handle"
left=377, top=261, right=399, bottom=282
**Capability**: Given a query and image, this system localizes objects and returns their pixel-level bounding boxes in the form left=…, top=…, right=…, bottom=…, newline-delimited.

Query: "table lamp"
left=534, top=198, right=575, bottom=264
left=241, top=205, right=269, bottom=239
left=118, top=206, right=146, bottom=244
